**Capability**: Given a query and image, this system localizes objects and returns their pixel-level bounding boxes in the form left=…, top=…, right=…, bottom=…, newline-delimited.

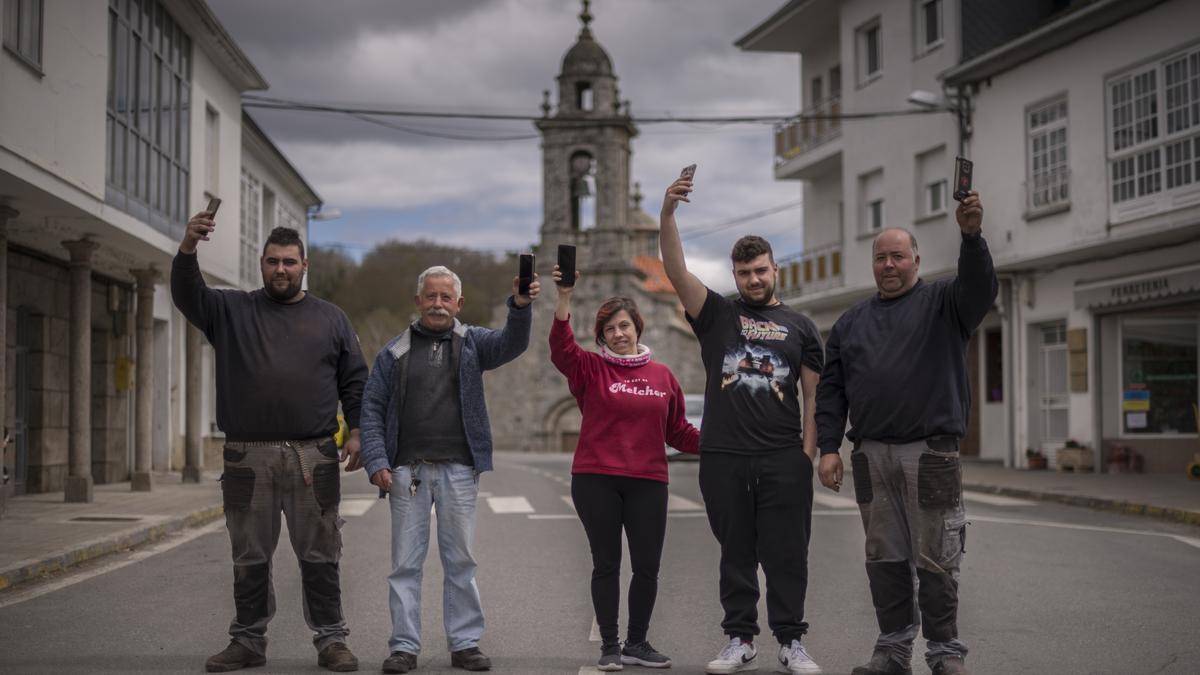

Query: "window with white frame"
left=859, top=169, right=884, bottom=232
left=240, top=170, right=262, bottom=288
left=1120, top=318, right=1198, bottom=435
left=1039, top=322, right=1070, bottom=442
left=1027, top=96, right=1069, bottom=211
left=204, top=105, right=219, bottom=197
left=856, top=18, right=882, bottom=85
left=916, top=145, right=947, bottom=219
left=914, top=0, right=942, bottom=56
left=1107, top=44, right=1200, bottom=207
left=3, top=0, right=42, bottom=70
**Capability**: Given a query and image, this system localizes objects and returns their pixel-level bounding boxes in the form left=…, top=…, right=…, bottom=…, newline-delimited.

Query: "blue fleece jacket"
left=359, top=297, right=531, bottom=478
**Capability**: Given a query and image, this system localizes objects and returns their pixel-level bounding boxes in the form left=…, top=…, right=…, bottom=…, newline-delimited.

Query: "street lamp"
left=907, top=88, right=972, bottom=156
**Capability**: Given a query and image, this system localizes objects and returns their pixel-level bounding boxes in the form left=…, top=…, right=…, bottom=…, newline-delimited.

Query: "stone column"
left=130, top=268, right=159, bottom=491
left=62, top=239, right=99, bottom=503
left=0, top=206, right=14, bottom=504
left=182, top=321, right=202, bottom=483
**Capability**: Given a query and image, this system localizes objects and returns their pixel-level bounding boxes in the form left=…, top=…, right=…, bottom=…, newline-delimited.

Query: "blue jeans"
left=386, top=461, right=484, bottom=655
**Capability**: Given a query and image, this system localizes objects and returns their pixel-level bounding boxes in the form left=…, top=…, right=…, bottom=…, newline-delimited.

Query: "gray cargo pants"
left=220, top=437, right=347, bottom=656
left=851, top=438, right=969, bottom=669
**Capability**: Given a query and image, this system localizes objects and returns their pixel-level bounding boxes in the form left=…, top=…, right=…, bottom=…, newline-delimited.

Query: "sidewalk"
left=0, top=471, right=223, bottom=591
left=1, top=460, right=1197, bottom=594
left=962, top=461, right=1200, bottom=526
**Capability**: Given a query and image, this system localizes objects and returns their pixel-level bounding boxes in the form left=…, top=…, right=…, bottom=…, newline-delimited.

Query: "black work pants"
left=699, top=449, right=813, bottom=644
left=571, top=473, right=669, bottom=645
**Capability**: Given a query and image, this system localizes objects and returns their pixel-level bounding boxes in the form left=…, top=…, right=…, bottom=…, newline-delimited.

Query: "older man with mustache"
left=359, top=265, right=539, bottom=674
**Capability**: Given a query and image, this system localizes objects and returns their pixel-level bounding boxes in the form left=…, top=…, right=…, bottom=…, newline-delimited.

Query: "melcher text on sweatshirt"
left=550, top=317, right=699, bottom=483
left=815, top=232, right=999, bottom=454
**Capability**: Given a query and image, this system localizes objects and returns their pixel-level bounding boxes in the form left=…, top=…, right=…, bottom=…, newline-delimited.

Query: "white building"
left=738, top=0, right=1200, bottom=474
left=1, top=0, right=319, bottom=503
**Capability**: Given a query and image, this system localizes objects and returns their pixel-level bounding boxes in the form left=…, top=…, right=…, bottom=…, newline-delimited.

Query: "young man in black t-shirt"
left=659, top=176, right=824, bottom=675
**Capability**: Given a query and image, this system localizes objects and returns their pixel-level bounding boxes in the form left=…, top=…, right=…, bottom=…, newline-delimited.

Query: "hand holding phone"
left=953, top=157, right=973, bottom=202
left=206, top=196, right=222, bottom=217
left=518, top=254, right=535, bottom=296
left=680, top=164, right=697, bottom=180
left=557, top=245, right=576, bottom=287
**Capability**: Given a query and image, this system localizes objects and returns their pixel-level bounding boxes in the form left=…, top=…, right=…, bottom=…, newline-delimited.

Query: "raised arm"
left=659, top=177, right=708, bottom=318
left=170, top=210, right=223, bottom=335
left=473, top=274, right=540, bottom=371
left=949, top=191, right=999, bottom=334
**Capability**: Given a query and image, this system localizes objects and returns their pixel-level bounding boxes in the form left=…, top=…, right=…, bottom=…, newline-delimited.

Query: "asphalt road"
left=2, top=452, right=1198, bottom=674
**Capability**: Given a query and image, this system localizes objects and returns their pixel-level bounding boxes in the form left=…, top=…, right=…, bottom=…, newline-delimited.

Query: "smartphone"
left=557, top=245, right=576, bottom=287
left=518, top=253, right=535, bottom=296
left=953, top=157, right=973, bottom=202
left=206, top=196, right=222, bottom=217
left=680, top=164, right=697, bottom=180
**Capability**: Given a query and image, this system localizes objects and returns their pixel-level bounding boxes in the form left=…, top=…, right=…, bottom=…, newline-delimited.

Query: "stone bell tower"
left=484, top=1, right=703, bottom=454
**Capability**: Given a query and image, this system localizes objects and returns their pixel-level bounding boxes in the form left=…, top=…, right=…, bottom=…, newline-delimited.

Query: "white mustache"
left=426, top=308, right=451, bottom=317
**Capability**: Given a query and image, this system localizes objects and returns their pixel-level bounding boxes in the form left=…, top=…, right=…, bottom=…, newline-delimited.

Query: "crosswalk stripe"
left=562, top=495, right=577, bottom=511
left=339, top=498, right=378, bottom=517
left=486, top=496, right=534, bottom=514
left=667, top=494, right=703, bottom=512
left=962, top=491, right=1036, bottom=506
left=813, top=492, right=858, bottom=509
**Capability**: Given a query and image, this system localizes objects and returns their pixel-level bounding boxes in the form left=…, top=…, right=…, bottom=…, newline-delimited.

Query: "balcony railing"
left=1024, top=166, right=1070, bottom=215
left=778, top=241, right=843, bottom=296
left=774, top=96, right=842, bottom=165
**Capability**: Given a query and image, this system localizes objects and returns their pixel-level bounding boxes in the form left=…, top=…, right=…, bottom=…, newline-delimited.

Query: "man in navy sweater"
left=816, top=191, right=996, bottom=675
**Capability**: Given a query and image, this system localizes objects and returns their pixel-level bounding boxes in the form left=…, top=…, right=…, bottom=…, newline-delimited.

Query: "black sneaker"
left=621, top=641, right=671, bottom=668
left=451, top=646, right=492, bottom=671
left=931, top=656, right=968, bottom=675
left=205, top=640, right=266, bottom=672
left=598, top=642, right=623, bottom=671
left=851, top=649, right=912, bottom=675
left=382, top=651, right=417, bottom=674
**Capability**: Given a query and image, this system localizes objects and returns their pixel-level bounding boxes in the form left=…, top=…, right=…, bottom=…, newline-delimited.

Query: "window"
left=576, top=82, right=593, bottom=112
left=916, top=145, right=947, bottom=218
left=3, top=0, right=42, bottom=70
left=985, top=328, right=1003, bottom=403
left=829, top=65, right=842, bottom=99
left=204, top=105, right=219, bottom=197
left=240, top=170, right=262, bottom=288
left=915, top=0, right=943, bottom=55
left=856, top=18, right=882, bottom=84
left=1121, top=319, right=1198, bottom=435
left=106, top=0, right=192, bottom=233
left=1040, top=322, right=1069, bottom=441
left=1107, top=44, right=1200, bottom=207
left=860, top=169, right=884, bottom=232
left=1027, top=96, right=1069, bottom=211
left=810, top=76, right=823, bottom=108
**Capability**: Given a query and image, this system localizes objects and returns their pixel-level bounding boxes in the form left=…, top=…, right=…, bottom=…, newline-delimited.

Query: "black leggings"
left=571, top=473, right=669, bottom=645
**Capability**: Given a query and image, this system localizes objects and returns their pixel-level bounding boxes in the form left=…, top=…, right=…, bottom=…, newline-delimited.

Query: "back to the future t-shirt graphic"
left=721, top=337, right=791, bottom=402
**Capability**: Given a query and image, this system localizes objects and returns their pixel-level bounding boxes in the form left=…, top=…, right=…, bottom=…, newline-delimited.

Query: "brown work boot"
left=205, top=640, right=265, bottom=672
left=382, top=651, right=418, bottom=674
left=931, top=656, right=968, bottom=675
left=851, top=649, right=912, bottom=675
left=317, top=642, right=360, bottom=672
left=451, top=646, right=492, bottom=671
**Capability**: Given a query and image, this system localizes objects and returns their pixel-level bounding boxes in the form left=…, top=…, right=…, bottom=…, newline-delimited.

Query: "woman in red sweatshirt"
left=550, top=266, right=699, bottom=672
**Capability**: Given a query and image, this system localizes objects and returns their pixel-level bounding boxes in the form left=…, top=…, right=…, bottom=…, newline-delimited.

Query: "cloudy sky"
left=208, top=0, right=803, bottom=292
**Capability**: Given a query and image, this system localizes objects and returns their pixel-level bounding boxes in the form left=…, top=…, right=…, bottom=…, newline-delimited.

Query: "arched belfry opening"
left=570, top=150, right=596, bottom=231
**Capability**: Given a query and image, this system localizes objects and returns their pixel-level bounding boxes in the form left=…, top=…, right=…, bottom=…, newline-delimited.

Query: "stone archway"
left=544, top=396, right=582, bottom=454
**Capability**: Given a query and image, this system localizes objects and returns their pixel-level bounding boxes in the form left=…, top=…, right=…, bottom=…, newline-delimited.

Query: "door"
left=1038, top=321, right=1070, bottom=453
left=11, top=307, right=34, bottom=495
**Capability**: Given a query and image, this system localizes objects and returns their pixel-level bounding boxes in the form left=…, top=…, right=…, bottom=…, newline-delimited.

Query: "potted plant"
left=1026, top=448, right=1048, bottom=470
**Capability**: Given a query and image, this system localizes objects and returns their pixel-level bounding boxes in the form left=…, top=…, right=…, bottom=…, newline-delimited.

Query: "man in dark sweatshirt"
left=172, top=212, right=367, bottom=673
left=815, top=191, right=996, bottom=675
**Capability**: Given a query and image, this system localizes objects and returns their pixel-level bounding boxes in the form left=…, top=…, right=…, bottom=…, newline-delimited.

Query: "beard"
left=738, top=280, right=776, bottom=307
left=264, top=277, right=302, bottom=301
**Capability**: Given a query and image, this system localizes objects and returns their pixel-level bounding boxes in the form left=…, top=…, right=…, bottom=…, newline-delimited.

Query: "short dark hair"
left=730, top=235, right=774, bottom=264
left=262, top=226, right=305, bottom=259
left=593, top=297, right=644, bottom=347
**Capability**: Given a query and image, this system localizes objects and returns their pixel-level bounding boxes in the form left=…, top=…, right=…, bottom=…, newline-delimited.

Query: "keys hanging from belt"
left=409, top=463, right=423, bottom=497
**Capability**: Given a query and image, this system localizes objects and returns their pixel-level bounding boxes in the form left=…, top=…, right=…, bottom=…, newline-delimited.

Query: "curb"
left=0, top=503, right=224, bottom=592
left=963, top=482, right=1200, bottom=527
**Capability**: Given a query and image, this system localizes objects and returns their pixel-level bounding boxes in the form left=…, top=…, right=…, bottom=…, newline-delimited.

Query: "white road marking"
left=562, top=495, right=577, bottom=511
left=961, top=491, right=1036, bottom=507
left=339, top=498, right=378, bottom=517
left=528, top=514, right=577, bottom=520
left=486, top=496, right=534, bottom=514
left=1170, top=535, right=1200, bottom=550
left=970, top=514, right=1200, bottom=551
left=578, top=668, right=603, bottom=675
left=477, top=491, right=493, bottom=498
left=590, top=616, right=601, bottom=642
left=667, top=494, right=704, bottom=512
left=813, top=492, right=858, bottom=509
left=0, top=520, right=225, bottom=609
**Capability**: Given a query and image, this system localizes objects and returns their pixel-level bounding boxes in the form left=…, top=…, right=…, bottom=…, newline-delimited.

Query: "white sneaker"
left=777, top=640, right=821, bottom=673
left=706, top=637, right=758, bottom=674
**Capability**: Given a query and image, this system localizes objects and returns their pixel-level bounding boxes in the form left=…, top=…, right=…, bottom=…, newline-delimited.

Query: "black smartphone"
left=206, top=196, right=222, bottom=217
left=953, top=157, right=973, bottom=202
left=518, top=253, right=534, bottom=296
left=680, top=163, right=697, bottom=180
left=557, top=245, right=576, bottom=287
